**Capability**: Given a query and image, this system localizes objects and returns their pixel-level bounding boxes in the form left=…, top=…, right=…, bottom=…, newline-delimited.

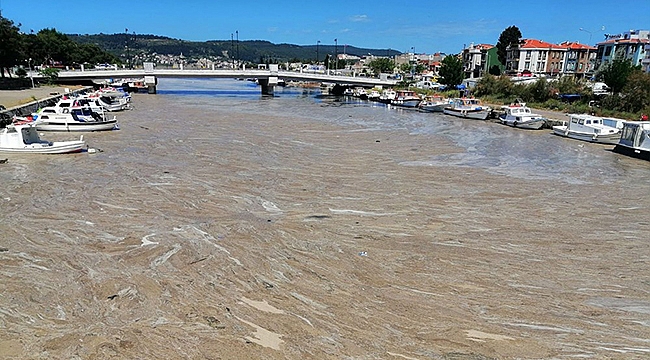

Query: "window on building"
left=525, top=62, right=530, bottom=69
left=604, top=46, right=612, bottom=56
left=526, top=51, right=531, bottom=59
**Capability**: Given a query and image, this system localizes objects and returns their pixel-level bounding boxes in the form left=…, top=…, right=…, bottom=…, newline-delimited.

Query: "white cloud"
left=350, top=15, right=369, bottom=22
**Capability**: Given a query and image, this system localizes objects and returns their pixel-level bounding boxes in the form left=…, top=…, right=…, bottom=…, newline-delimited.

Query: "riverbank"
left=0, top=85, right=87, bottom=109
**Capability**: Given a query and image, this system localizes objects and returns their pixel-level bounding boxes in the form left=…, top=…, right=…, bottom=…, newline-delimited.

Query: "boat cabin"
left=0, top=124, right=48, bottom=148
left=568, top=114, right=622, bottom=134
left=618, top=121, right=650, bottom=150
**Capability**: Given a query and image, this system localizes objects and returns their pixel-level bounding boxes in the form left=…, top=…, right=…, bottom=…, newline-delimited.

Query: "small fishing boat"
left=391, top=90, right=421, bottom=108
left=499, top=104, right=547, bottom=129
left=419, top=95, right=449, bottom=113
left=32, top=107, right=119, bottom=132
left=443, top=98, right=492, bottom=120
left=613, top=121, right=650, bottom=160
left=552, top=114, right=625, bottom=144
left=379, top=89, right=396, bottom=104
left=0, top=122, right=85, bottom=154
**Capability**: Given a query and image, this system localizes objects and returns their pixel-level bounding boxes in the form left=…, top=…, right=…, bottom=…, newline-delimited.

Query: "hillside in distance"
left=67, top=33, right=402, bottom=63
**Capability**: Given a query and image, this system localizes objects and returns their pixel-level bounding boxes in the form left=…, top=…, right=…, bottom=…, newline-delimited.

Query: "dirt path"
left=0, top=85, right=87, bottom=109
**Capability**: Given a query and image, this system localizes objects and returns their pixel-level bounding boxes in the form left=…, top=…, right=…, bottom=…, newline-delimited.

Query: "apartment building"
left=558, top=41, right=597, bottom=78
left=595, top=29, right=649, bottom=70
left=461, top=43, right=496, bottom=79
left=506, top=39, right=565, bottom=76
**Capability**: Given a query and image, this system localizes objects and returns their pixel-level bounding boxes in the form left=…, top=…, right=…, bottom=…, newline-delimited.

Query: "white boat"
left=367, top=90, right=381, bottom=101
left=0, top=123, right=85, bottom=154
left=319, top=82, right=335, bottom=95
left=443, top=98, right=492, bottom=120
left=33, top=110, right=119, bottom=132
left=379, top=89, right=396, bottom=104
left=499, top=104, right=547, bottom=129
left=78, top=91, right=130, bottom=112
left=419, top=95, right=449, bottom=113
left=41, top=98, right=117, bottom=124
left=613, top=121, right=650, bottom=160
left=353, top=87, right=368, bottom=100
left=391, top=90, right=421, bottom=108
left=552, top=114, right=625, bottom=144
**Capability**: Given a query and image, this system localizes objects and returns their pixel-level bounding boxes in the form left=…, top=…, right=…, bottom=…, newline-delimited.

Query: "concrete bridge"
left=51, top=63, right=398, bottom=95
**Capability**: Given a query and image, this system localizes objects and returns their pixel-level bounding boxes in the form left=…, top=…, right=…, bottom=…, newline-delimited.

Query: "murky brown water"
left=1, top=80, right=649, bottom=359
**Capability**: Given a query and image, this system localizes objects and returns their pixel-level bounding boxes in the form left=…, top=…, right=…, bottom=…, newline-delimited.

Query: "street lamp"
left=334, top=38, right=338, bottom=72
left=236, top=30, right=239, bottom=69
left=579, top=28, right=592, bottom=45
left=28, top=58, right=34, bottom=88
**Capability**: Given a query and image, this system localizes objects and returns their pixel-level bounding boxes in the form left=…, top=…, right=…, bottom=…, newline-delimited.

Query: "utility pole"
left=231, top=33, right=234, bottom=68
left=131, top=31, right=136, bottom=69
left=317, top=40, right=320, bottom=64
left=236, top=30, right=239, bottom=69
left=125, top=28, right=130, bottom=69
left=334, top=38, right=338, bottom=72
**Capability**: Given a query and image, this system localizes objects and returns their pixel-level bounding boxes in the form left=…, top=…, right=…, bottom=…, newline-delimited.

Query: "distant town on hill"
left=67, top=33, right=402, bottom=64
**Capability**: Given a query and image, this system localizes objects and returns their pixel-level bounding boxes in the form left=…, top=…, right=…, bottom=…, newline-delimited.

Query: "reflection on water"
left=156, top=78, right=643, bottom=185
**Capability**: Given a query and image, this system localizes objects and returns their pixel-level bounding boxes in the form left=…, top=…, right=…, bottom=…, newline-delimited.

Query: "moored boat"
left=499, top=104, right=547, bottom=129
left=378, top=89, right=396, bottom=104
left=552, top=114, right=625, bottom=144
left=391, top=90, right=421, bottom=108
left=419, top=95, right=449, bottom=113
left=443, top=98, right=492, bottom=120
left=613, top=121, right=650, bottom=160
left=33, top=110, right=119, bottom=132
left=0, top=123, right=85, bottom=154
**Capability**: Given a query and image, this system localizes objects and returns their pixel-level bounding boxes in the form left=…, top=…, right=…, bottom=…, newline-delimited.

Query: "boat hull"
left=391, top=99, right=421, bottom=108
left=552, top=126, right=621, bottom=144
left=501, top=118, right=546, bottom=130
left=443, top=108, right=490, bottom=120
left=0, top=140, right=85, bottom=154
left=613, top=144, right=650, bottom=161
left=35, top=120, right=119, bottom=132
left=419, top=103, right=446, bottom=112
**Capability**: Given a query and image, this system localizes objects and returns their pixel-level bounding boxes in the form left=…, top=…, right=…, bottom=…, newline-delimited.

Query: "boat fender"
left=564, top=129, right=569, bottom=137
left=513, top=121, right=518, bottom=127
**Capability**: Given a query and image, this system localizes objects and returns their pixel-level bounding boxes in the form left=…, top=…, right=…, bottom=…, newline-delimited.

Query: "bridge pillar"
left=258, top=78, right=274, bottom=96
left=258, top=64, right=279, bottom=96
left=144, top=75, right=157, bottom=94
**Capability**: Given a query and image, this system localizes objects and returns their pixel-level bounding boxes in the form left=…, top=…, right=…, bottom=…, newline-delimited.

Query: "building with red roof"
left=558, top=41, right=597, bottom=78
left=505, top=39, right=597, bottom=78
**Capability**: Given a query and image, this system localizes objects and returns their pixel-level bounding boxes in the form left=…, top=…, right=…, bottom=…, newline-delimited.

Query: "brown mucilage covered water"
left=1, top=80, right=649, bottom=359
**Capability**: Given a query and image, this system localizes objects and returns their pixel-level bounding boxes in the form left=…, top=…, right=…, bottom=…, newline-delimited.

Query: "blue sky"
left=3, top=0, right=649, bottom=54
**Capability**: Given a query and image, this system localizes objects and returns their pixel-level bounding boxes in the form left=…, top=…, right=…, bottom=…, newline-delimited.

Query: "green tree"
left=488, top=65, right=501, bottom=76
left=496, top=25, right=522, bottom=67
left=39, top=67, right=60, bottom=84
left=619, top=70, right=650, bottom=113
left=399, top=62, right=412, bottom=74
left=0, top=15, right=23, bottom=78
left=368, top=58, right=394, bottom=75
left=438, top=54, right=464, bottom=88
left=596, top=51, right=641, bottom=94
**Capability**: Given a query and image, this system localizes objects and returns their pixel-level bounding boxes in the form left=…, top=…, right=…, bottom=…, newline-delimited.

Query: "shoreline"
left=0, top=85, right=88, bottom=109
